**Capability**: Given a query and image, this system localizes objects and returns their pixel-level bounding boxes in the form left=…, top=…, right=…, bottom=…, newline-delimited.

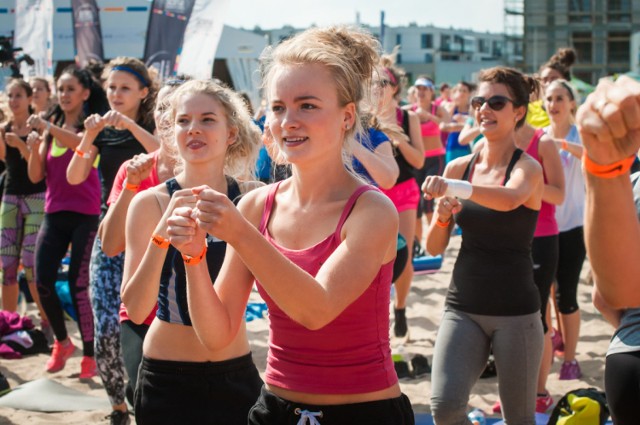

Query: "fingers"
left=422, top=176, right=448, bottom=200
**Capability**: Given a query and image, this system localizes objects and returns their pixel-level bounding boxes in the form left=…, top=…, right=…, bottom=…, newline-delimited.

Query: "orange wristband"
left=582, top=153, right=636, bottom=179
left=124, top=182, right=140, bottom=192
left=75, top=148, right=91, bottom=159
left=561, top=139, right=569, bottom=151
left=150, top=234, right=170, bottom=249
left=435, top=218, right=451, bottom=228
left=182, top=245, right=207, bottom=266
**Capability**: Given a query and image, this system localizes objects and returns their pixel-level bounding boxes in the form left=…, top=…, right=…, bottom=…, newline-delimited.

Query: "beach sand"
left=0, top=234, right=611, bottom=424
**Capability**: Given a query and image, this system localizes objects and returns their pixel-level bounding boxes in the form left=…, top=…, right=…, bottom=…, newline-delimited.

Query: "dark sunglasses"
left=470, top=95, right=515, bottom=111
left=374, top=79, right=392, bottom=88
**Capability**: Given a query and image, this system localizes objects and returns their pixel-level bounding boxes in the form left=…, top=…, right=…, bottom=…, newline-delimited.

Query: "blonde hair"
left=161, top=79, right=261, bottom=180
left=104, top=57, right=157, bottom=129
left=260, top=25, right=381, bottom=166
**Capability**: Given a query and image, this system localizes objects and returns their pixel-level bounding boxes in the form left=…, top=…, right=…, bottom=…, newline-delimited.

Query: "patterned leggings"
left=0, top=192, right=45, bottom=284
left=91, top=236, right=127, bottom=406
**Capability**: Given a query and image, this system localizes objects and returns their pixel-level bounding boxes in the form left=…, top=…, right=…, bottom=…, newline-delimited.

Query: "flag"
left=177, top=0, right=230, bottom=79
left=71, top=0, right=104, bottom=67
left=14, top=0, right=54, bottom=78
left=143, top=0, right=195, bottom=80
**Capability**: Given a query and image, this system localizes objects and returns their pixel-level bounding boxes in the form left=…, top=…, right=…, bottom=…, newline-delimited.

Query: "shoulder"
left=516, top=151, right=544, bottom=176
left=238, top=179, right=266, bottom=195
left=443, top=154, right=474, bottom=179
left=130, top=183, right=168, bottom=214
left=344, top=188, right=398, bottom=238
left=236, top=183, right=273, bottom=227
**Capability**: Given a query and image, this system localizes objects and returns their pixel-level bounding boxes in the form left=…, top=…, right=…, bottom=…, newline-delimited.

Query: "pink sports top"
left=256, top=182, right=398, bottom=394
left=412, top=103, right=441, bottom=137
left=526, top=129, right=559, bottom=237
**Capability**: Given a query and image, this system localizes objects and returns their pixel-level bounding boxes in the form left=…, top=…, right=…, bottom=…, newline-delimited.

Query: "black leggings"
left=120, top=320, right=149, bottom=405
left=605, top=351, right=640, bottom=425
left=555, top=226, right=586, bottom=314
left=532, top=235, right=559, bottom=334
left=35, top=211, right=98, bottom=356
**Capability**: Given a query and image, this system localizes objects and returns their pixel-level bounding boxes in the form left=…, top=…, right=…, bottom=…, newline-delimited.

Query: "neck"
left=549, top=120, right=573, bottom=138
left=178, top=160, right=227, bottom=191
left=64, top=108, right=82, bottom=129
left=378, top=102, right=398, bottom=125
left=289, top=152, right=356, bottom=206
left=482, top=132, right=518, bottom=168
left=419, top=97, right=432, bottom=108
left=11, top=112, right=28, bottom=127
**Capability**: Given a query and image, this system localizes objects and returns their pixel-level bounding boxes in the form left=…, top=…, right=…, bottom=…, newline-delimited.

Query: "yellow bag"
left=547, top=388, right=609, bottom=425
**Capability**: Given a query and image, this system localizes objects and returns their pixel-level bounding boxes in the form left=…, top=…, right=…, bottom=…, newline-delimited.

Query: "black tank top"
left=156, top=177, right=241, bottom=326
left=393, top=108, right=417, bottom=184
left=447, top=149, right=541, bottom=316
left=3, top=123, right=46, bottom=195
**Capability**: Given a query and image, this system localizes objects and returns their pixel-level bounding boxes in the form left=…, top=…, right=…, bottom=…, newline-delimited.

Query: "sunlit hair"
left=540, top=48, right=576, bottom=81
left=5, top=79, right=34, bottom=118
left=545, top=79, right=580, bottom=118
left=103, top=57, right=157, bottom=129
left=160, top=79, right=260, bottom=180
left=477, top=67, right=539, bottom=129
left=260, top=25, right=381, bottom=167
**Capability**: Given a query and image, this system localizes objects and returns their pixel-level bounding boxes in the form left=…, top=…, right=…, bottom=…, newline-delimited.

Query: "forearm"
left=542, top=183, right=564, bottom=205
left=353, top=145, right=398, bottom=189
left=121, top=246, right=166, bottom=323
left=99, top=190, right=137, bottom=256
left=27, top=151, right=45, bottom=183
left=469, top=185, right=532, bottom=212
left=458, top=128, right=480, bottom=146
left=585, top=173, right=640, bottom=308
left=128, top=124, right=160, bottom=153
left=66, top=132, right=97, bottom=184
left=425, top=213, right=453, bottom=255
left=49, top=125, right=82, bottom=149
left=396, top=140, right=424, bottom=169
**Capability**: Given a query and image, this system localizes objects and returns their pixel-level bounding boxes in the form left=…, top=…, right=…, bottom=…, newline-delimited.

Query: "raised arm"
left=352, top=140, right=399, bottom=189
left=538, top=134, right=565, bottom=205
left=26, top=132, right=47, bottom=183
left=577, top=76, right=640, bottom=308
left=27, top=115, right=82, bottom=149
left=394, top=112, right=424, bottom=169
left=66, top=114, right=103, bottom=185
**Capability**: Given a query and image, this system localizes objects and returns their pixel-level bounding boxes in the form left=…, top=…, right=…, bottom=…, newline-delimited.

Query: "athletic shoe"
left=105, top=410, right=131, bottom=425
left=559, top=360, right=582, bottom=380
left=394, top=308, right=408, bottom=338
left=536, top=392, right=554, bottom=413
left=411, top=354, right=431, bottom=378
left=0, top=372, right=11, bottom=397
left=45, top=339, right=76, bottom=373
left=393, top=360, right=412, bottom=380
left=79, top=356, right=97, bottom=379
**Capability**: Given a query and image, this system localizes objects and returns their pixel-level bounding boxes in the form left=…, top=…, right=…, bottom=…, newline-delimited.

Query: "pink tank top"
left=526, top=129, right=559, bottom=237
left=256, top=183, right=397, bottom=394
left=412, top=104, right=441, bottom=137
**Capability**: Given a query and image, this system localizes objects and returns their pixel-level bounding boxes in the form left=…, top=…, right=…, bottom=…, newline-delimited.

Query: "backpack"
left=547, top=388, right=609, bottom=425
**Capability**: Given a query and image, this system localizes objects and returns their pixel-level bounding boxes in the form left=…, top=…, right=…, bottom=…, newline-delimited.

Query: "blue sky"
left=225, top=0, right=505, bottom=33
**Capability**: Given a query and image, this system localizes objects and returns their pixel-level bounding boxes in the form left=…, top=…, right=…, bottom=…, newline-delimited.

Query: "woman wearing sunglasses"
left=423, top=66, right=544, bottom=425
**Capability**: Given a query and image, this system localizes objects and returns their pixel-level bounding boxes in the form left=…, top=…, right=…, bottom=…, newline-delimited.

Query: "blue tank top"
left=156, top=177, right=242, bottom=325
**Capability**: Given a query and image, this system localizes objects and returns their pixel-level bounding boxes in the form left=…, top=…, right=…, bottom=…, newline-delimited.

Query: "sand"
left=0, top=234, right=612, bottom=424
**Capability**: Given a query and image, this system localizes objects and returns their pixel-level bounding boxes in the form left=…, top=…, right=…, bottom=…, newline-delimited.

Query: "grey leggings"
left=430, top=308, right=543, bottom=425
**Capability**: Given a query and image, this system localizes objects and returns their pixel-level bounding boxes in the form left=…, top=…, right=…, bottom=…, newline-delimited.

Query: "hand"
left=26, top=114, right=47, bottom=132
left=5, top=133, right=23, bottom=148
left=435, top=196, right=462, bottom=221
left=84, top=114, right=107, bottom=135
left=422, top=175, right=449, bottom=200
left=191, top=186, right=243, bottom=243
left=26, top=131, right=42, bottom=150
left=167, top=206, right=207, bottom=258
left=577, top=75, right=640, bottom=165
left=125, top=154, right=154, bottom=186
left=103, top=111, right=133, bottom=130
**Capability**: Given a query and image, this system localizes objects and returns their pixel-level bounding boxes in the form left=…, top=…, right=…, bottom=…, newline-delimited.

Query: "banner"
left=177, top=0, right=230, bottom=79
left=143, top=0, right=195, bottom=80
left=71, top=0, right=104, bottom=67
left=14, top=0, right=54, bottom=78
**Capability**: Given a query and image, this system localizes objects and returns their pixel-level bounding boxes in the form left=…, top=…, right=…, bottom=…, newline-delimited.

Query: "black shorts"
left=135, top=353, right=263, bottom=425
left=248, top=386, right=415, bottom=425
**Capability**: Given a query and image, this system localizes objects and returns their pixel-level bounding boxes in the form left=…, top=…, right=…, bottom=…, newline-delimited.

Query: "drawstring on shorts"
left=294, top=407, right=323, bottom=425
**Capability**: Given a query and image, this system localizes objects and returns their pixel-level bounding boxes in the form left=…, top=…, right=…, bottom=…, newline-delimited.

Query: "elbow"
left=66, top=172, right=83, bottom=186
left=102, top=243, right=124, bottom=258
left=378, top=173, right=399, bottom=190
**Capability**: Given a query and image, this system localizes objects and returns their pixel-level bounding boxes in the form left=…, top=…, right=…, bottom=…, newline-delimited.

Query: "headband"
left=111, top=65, right=149, bottom=87
left=559, top=81, right=575, bottom=101
left=383, top=68, right=397, bottom=85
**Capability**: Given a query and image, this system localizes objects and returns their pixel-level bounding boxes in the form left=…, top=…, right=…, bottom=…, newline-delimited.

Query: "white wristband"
left=444, top=179, right=473, bottom=200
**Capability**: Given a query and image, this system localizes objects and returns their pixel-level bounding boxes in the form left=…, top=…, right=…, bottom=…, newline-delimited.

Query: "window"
left=421, top=33, right=433, bottom=49
left=608, top=31, right=630, bottom=63
left=478, top=39, right=490, bottom=54
left=492, top=40, right=503, bottom=57
left=572, top=32, right=593, bottom=63
left=396, top=34, right=402, bottom=45
left=441, top=53, right=459, bottom=62
left=568, top=0, right=592, bottom=23
left=397, top=54, right=402, bottom=64
left=608, top=0, right=631, bottom=22
left=440, top=34, right=451, bottom=52
left=425, top=53, right=433, bottom=63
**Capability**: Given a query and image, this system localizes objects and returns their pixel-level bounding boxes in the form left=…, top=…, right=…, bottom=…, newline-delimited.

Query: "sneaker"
left=559, top=360, right=582, bottom=380
left=411, top=354, right=431, bottom=378
left=45, top=339, right=76, bottom=373
left=0, top=372, right=11, bottom=397
left=394, top=308, right=408, bottom=338
left=491, top=400, right=501, bottom=414
left=393, top=360, right=412, bottom=380
left=536, top=392, right=554, bottom=413
left=105, top=410, right=131, bottom=425
left=79, top=356, right=97, bottom=379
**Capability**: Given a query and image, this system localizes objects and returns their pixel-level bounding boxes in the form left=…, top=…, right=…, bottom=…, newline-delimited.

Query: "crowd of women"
left=0, top=25, right=638, bottom=425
